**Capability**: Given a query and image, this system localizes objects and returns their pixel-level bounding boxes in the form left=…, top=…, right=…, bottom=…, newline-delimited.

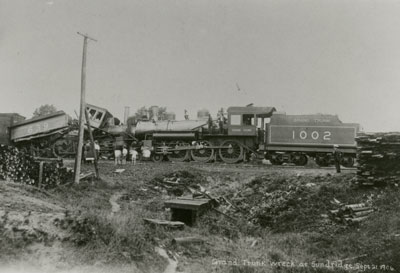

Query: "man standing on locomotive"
left=333, top=144, right=342, bottom=173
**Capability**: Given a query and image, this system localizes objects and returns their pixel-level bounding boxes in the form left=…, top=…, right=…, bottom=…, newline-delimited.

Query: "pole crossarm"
left=77, top=32, right=98, bottom=42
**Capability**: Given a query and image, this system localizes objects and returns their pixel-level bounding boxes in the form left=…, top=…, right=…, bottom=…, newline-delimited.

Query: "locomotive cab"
left=86, top=104, right=114, bottom=129
left=226, top=106, right=276, bottom=139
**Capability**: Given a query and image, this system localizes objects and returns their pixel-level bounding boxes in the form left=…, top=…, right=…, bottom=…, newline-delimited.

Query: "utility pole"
left=74, top=32, right=97, bottom=184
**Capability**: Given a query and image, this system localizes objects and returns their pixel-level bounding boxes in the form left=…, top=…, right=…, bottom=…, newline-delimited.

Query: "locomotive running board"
left=154, top=144, right=236, bottom=154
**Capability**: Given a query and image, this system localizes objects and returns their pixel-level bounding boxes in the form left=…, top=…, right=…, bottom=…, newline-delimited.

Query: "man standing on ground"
left=333, top=144, right=342, bottom=173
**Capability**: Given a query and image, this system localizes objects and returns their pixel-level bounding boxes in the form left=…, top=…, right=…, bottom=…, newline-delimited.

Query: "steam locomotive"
left=0, top=103, right=360, bottom=167
left=127, top=106, right=358, bottom=166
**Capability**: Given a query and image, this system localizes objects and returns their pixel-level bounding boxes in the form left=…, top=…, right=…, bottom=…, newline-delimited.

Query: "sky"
left=1, top=0, right=400, bottom=132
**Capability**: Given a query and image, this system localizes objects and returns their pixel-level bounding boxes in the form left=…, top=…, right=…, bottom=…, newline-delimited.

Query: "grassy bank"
left=1, top=161, right=398, bottom=273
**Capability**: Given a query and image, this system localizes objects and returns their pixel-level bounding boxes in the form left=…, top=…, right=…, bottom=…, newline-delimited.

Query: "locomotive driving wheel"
left=190, top=140, right=214, bottom=162
left=167, top=141, right=189, bottom=162
left=152, top=153, right=164, bottom=162
left=219, top=140, right=243, bottom=164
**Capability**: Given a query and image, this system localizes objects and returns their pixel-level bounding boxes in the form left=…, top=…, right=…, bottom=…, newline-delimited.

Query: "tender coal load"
left=0, top=144, right=72, bottom=188
left=356, top=133, right=400, bottom=186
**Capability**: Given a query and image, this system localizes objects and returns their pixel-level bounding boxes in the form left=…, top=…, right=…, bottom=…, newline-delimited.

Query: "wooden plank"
left=164, top=199, right=211, bottom=211
left=172, top=237, right=204, bottom=245
left=79, top=172, right=94, bottom=180
left=143, top=218, right=185, bottom=228
left=34, top=157, right=62, bottom=162
left=38, top=161, right=44, bottom=189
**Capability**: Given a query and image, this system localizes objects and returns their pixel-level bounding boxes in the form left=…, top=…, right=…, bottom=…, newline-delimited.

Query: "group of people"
left=114, top=144, right=139, bottom=165
left=82, top=140, right=100, bottom=164
left=81, top=139, right=153, bottom=166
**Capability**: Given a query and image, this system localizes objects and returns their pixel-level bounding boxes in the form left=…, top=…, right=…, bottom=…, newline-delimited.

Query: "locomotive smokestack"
left=197, top=109, right=210, bottom=120
left=150, top=106, right=159, bottom=122
left=124, top=106, right=130, bottom=125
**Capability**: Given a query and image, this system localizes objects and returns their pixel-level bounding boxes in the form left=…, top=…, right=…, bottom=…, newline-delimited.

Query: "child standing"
left=130, top=147, right=138, bottom=165
left=114, top=144, right=122, bottom=165
left=122, top=145, right=128, bottom=165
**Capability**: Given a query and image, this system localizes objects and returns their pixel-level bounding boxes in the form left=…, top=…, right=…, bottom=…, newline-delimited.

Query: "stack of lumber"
left=0, top=144, right=34, bottom=183
left=329, top=203, right=374, bottom=225
left=356, top=133, right=400, bottom=186
left=0, top=144, right=72, bottom=188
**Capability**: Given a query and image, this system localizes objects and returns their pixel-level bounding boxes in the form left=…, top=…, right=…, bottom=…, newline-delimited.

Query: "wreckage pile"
left=356, top=133, right=400, bottom=186
left=329, top=203, right=374, bottom=225
left=151, top=170, right=206, bottom=196
left=220, top=176, right=323, bottom=232
left=210, top=174, right=364, bottom=232
left=0, top=144, right=72, bottom=188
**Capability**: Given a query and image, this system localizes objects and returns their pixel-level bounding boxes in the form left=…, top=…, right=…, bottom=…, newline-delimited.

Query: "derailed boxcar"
left=10, top=111, right=74, bottom=157
left=264, top=113, right=359, bottom=166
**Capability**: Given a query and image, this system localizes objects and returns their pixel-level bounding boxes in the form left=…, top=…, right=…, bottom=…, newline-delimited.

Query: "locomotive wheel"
left=152, top=154, right=164, bottom=163
left=270, top=155, right=283, bottom=165
left=219, top=140, right=243, bottom=164
left=315, top=155, right=329, bottom=167
left=190, top=141, right=214, bottom=163
left=53, top=140, right=72, bottom=158
left=294, top=154, right=308, bottom=166
left=53, top=138, right=78, bottom=158
left=341, top=156, right=354, bottom=168
left=167, top=142, right=189, bottom=162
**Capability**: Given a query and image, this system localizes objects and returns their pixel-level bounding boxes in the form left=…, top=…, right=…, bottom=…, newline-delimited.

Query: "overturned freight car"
left=9, top=111, right=74, bottom=157
left=0, top=104, right=134, bottom=158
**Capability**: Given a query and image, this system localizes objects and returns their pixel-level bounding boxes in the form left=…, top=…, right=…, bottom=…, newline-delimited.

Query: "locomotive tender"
left=264, top=113, right=358, bottom=166
left=0, top=104, right=359, bottom=166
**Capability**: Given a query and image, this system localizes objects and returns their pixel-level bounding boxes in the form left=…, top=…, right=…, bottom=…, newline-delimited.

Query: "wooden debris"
left=212, top=207, right=237, bottom=222
left=250, top=239, right=258, bottom=248
left=329, top=203, right=374, bottom=225
left=143, top=218, right=185, bottom=229
left=79, top=172, right=94, bottom=180
left=171, top=236, right=204, bottom=245
left=114, top=169, right=125, bottom=174
left=356, top=133, right=400, bottom=186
